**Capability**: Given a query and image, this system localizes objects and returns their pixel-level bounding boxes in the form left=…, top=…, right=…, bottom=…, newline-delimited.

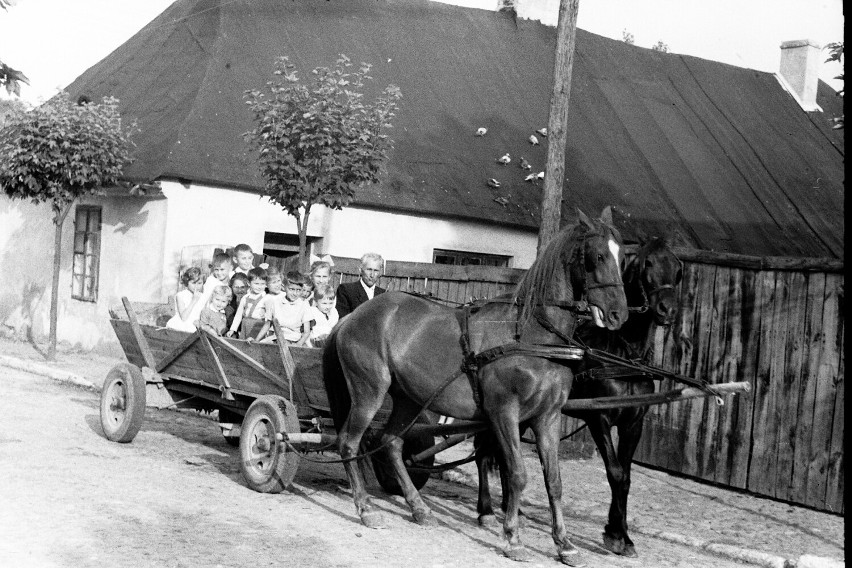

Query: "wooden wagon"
left=101, top=297, right=750, bottom=494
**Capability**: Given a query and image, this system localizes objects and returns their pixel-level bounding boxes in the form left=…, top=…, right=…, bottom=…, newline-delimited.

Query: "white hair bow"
left=309, top=253, right=335, bottom=267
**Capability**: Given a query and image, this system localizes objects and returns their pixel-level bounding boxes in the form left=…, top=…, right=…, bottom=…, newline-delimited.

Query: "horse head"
left=626, top=236, right=683, bottom=325
left=574, top=208, right=629, bottom=330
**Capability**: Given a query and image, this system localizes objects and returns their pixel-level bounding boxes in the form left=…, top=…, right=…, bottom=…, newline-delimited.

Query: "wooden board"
left=820, top=274, right=844, bottom=512
left=773, top=271, right=807, bottom=501
left=747, top=271, right=781, bottom=497
left=726, top=268, right=759, bottom=490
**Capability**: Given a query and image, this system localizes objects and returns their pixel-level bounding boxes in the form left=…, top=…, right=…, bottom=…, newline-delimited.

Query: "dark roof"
left=66, top=0, right=844, bottom=258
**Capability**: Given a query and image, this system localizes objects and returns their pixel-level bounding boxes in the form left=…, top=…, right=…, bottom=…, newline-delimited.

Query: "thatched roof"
left=67, top=0, right=844, bottom=258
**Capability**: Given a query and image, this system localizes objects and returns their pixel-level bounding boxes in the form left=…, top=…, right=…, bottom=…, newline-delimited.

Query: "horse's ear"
left=577, top=208, right=595, bottom=231
left=599, top=206, right=613, bottom=226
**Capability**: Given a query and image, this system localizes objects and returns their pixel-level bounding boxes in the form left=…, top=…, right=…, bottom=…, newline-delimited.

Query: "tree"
left=0, top=92, right=136, bottom=360
left=651, top=40, right=669, bottom=53
left=244, top=55, right=401, bottom=271
left=1, top=0, right=29, bottom=96
left=621, top=29, right=635, bottom=45
left=824, top=41, right=843, bottom=129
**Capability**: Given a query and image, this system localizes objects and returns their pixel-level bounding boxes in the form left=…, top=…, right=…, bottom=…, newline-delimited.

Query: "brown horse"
left=323, top=209, right=628, bottom=565
left=475, top=236, right=683, bottom=558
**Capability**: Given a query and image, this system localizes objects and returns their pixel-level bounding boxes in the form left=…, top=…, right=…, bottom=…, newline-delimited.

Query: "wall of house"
left=319, top=206, right=539, bottom=268
left=0, top=194, right=166, bottom=353
left=159, top=181, right=539, bottom=295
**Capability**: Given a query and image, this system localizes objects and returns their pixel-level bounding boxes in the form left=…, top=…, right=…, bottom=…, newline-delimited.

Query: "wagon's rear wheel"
left=370, top=422, right=436, bottom=496
left=239, top=395, right=300, bottom=493
left=100, top=363, right=146, bottom=443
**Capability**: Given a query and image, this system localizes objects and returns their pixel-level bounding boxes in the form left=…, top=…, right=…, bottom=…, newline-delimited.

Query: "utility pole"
left=537, top=0, right=580, bottom=255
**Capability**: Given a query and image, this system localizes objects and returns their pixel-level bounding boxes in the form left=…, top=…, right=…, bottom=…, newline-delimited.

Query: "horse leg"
left=474, top=431, right=499, bottom=527
left=487, top=411, right=533, bottom=562
left=586, top=415, right=629, bottom=556
left=338, top=394, right=389, bottom=528
left=614, top=415, right=645, bottom=558
left=382, top=397, right=438, bottom=526
left=530, top=413, right=583, bottom=567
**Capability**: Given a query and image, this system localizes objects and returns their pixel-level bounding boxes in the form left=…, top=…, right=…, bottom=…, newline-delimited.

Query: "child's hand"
left=246, top=337, right=255, bottom=343
left=225, top=331, right=234, bottom=338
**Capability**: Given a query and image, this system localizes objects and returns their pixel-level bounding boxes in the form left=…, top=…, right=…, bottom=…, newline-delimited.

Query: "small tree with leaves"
left=244, top=55, right=401, bottom=271
left=621, top=29, right=635, bottom=45
left=0, top=92, right=136, bottom=360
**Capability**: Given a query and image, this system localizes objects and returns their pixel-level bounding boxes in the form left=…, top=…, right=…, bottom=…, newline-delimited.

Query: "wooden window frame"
left=71, top=205, right=102, bottom=302
left=432, top=248, right=511, bottom=267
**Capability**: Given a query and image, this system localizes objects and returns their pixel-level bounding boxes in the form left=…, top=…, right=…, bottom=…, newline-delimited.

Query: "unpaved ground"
left=0, top=358, right=843, bottom=568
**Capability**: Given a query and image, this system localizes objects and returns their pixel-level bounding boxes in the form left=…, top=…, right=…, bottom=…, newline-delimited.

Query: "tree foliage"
left=1, top=0, right=28, bottom=96
left=621, top=29, right=635, bottom=45
left=0, top=91, right=136, bottom=360
left=824, top=41, right=843, bottom=129
left=243, top=55, right=401, bottom=269
left=0, top=92, right=137, bottom=217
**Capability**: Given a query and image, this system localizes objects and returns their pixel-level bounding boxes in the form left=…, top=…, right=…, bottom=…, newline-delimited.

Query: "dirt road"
left=0, top=365, right=839, bottom=567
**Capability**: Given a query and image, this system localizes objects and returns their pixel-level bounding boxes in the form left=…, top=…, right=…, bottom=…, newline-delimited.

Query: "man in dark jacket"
left=336, top=252, right=386, bottom=318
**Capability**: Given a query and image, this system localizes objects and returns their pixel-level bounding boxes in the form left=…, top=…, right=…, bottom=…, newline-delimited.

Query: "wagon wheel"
left=99, top=363, right=147, bottom=443
left=370, top=418, right=436, bottom=496
left=239, top=395, right=300, bottom=493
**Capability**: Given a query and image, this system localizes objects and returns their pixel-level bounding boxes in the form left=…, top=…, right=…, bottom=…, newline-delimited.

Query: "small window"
left=72, top=206, right=102, bottom=302
left=432, top=249, right=510, bottom=267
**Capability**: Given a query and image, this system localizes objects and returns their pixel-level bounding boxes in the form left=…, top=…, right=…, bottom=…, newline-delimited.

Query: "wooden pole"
left=538, top=0, right=580, bottom=255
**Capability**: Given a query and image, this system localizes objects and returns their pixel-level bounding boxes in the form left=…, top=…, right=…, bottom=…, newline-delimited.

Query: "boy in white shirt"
left=308, top=284, right=339, bottom=347
left=252, top=271, right=312, bottom=346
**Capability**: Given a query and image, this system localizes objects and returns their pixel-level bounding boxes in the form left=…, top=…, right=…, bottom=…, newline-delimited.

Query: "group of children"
left=165, top=243, right=339, bottom=347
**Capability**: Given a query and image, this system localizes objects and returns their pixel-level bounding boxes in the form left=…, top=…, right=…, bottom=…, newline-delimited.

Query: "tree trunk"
left=48, top=202, right=72, bottom=361
left=297, top=206, right=311, bottom=273
left=538, top=0, right=580, bottom=255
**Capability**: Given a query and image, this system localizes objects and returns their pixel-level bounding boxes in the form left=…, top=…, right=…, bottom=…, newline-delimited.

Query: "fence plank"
left=689, top=264, right=719, bottom=479
left=727, top=268, right=759, bottom=490
left=789, top=273, right=826, bottom=505
left=710, top=266, right=740, bottom=484
left=747, top=271, right=781, bottom=497
left=774, top=271, right=808, bottom=501
left=822, top=275, right=844, bottom=512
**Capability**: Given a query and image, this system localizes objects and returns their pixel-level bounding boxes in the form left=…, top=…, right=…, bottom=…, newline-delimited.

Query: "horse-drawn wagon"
left=102, top=296, right=747, bottom=496
left=101, top=217, right=750, bottom=565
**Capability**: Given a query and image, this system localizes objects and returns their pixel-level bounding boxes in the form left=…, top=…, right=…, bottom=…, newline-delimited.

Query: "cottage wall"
left=0, top=194, right=167, bottom=353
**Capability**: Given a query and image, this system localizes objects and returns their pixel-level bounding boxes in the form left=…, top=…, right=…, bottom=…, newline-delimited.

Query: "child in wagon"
left=197, top=284, right=232, bottom=336
left=251, top=271, right=312, bottom=346
left=227, top=267, right=267, bottom=339
left=308, top=284, right=339, bottom=347
left=165, top=267, right=205, bottom=332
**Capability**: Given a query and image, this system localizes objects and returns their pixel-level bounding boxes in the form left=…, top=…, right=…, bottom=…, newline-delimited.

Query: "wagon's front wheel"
left=239, top=395, right=300, bottom=493
left=100, top=363, right=146, bottom=443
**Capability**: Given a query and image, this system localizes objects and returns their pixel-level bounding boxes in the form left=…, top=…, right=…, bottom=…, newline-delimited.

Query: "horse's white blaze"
left=608, top=238, right=620, bottom=270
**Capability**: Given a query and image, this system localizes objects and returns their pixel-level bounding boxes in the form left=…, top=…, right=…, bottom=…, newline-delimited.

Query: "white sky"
left=0, top=0, right=844, bottom=105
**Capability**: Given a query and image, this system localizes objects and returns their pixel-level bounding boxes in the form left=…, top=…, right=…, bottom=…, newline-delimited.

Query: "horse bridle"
left=627, top=251, right=682, bottom=314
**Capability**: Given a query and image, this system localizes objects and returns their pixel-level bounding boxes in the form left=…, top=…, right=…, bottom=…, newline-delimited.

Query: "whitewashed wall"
left=0, top=194, right=166, bottom=352
left=161, top=181, right=539, bottom=281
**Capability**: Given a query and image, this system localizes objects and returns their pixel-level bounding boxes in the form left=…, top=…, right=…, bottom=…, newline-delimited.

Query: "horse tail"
left=321, top=325, right=351, bottom=433
left=474, top=430, right=501, bottom=474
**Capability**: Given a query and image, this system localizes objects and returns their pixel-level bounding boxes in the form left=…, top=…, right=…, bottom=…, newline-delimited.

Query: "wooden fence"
left=562, top=253, right=844, bottom=513
left=216, top=248, right=844, bottom=512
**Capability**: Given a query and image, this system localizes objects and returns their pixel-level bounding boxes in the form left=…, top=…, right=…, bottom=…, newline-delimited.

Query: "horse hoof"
left=622, top=544, right=637, bottom=558
left=602, top=533, right=625, bottom=555
left=503, top=545, right=535, bottom=563
left=413, top=509, right=438, bottom=527
left=559, top=549, right=586, bottom=567
left=478, top=514, right=498, bottom=528
left=360, top=510, right=387, bottom=529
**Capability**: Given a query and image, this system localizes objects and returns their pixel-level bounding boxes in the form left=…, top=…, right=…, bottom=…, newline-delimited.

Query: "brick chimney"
left=778, top=39, right=822, bottom=112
